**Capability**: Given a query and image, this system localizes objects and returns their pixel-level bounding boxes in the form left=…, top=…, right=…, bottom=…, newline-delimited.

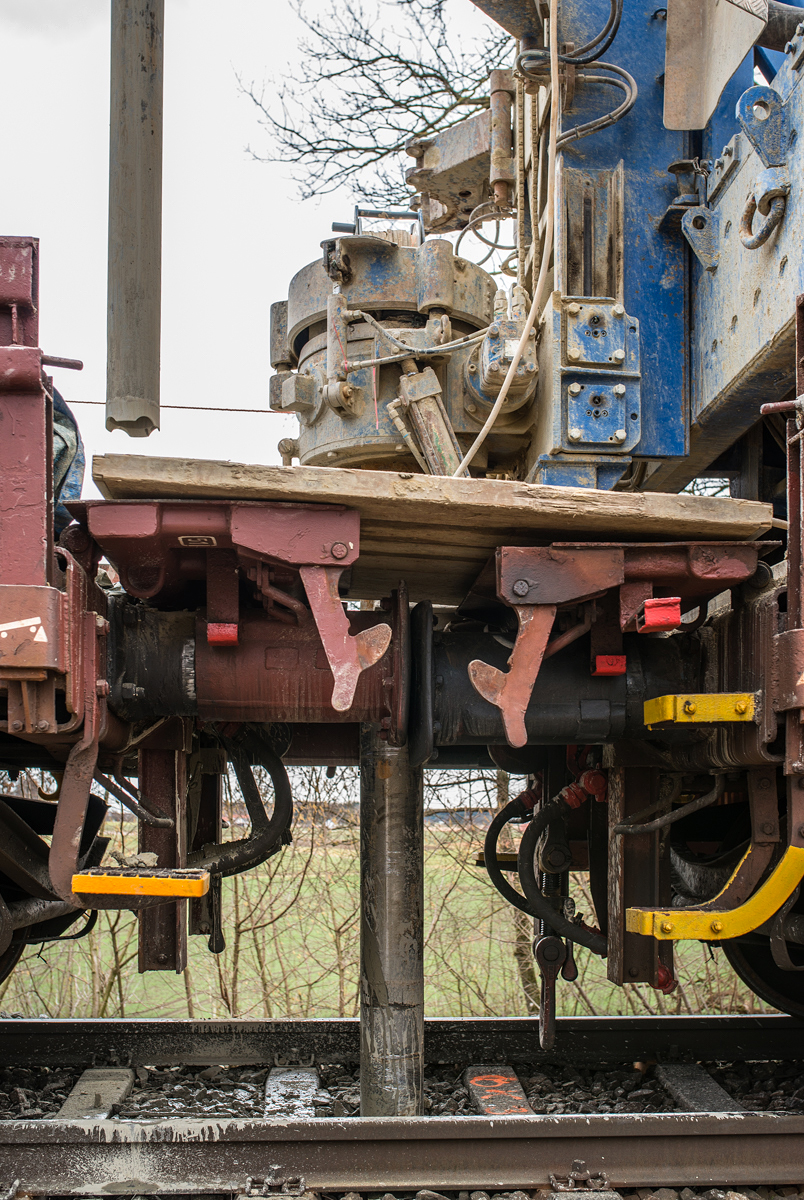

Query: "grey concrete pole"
left=359, top=724, right=424, bottom=1116
left=106, top=0, right=164, bottom=437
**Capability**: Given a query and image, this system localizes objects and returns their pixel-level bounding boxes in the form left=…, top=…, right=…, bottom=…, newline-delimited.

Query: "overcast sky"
left=0, top=0, right=366, bottom=495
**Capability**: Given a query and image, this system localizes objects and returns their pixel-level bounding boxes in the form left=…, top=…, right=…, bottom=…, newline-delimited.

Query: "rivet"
left=613, top=349, right=626, bottom=362
left=526, top=362, right=537, bottom=373
left=569, top=382, right=582, bottom=395
left=660, top=921, right=673, bottom=934
left=466, top=402, right=477, bottom=413
left=710, top=920, right=723, bottom=934
left=512, top=579, right=530, bottom=597
left=330, top=542, right=349, bottom=560
left=488, top=324, right=500, bottom=337
left=683, top=700, right=697, bottom=715
left=568, top=427, right=582, bottom=441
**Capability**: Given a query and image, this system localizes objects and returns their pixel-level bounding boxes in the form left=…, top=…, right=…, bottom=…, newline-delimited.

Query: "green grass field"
left=0, top=768, right=775, bottom=1021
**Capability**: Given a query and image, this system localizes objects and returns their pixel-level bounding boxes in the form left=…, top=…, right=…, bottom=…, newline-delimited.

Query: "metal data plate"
left=564, top=303, right=627, bottom=368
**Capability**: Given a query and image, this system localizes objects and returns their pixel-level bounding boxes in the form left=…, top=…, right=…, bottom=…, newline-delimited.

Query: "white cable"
left=451, top=0, right=560, bottom=479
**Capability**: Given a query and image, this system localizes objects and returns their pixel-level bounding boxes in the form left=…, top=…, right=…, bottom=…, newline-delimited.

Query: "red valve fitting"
left=654, top=964, right=678, bottom=995
left=514, top=785, right=541, bottom=811
left=577, top=769, right=608, bottom=802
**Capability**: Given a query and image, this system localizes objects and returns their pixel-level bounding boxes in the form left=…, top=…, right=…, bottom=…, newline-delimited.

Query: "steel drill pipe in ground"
left=359, top=725, right=424, bottom=1117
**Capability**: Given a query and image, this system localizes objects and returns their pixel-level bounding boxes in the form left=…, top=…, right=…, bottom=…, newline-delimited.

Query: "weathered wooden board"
left=92, top=455, right=773, bottom=604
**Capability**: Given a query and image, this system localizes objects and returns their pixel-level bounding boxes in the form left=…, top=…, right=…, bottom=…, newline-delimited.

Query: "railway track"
left=1, top=1016, right=804, bottom=1196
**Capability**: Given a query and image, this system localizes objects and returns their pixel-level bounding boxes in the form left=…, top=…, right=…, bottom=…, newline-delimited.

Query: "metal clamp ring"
left=739, top=193, right=786, bottom=249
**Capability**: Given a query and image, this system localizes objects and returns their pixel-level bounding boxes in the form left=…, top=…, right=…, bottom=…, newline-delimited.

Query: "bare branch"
left=239, top=0, right=511, bottom=205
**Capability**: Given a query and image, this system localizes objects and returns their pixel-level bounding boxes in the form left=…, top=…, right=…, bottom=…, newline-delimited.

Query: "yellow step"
left=72, top=867, right=210, bottom=898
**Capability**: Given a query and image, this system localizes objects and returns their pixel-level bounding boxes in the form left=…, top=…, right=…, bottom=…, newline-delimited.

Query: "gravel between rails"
left=0, top=1060, right=679, bottom=1120
left=2, top=1059, right=804, bottom=1123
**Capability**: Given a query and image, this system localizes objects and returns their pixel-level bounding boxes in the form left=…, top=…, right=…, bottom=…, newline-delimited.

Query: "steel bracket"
left=736, top=85, right=788, bottom=168
left=681, top=207, right=721, bottom=272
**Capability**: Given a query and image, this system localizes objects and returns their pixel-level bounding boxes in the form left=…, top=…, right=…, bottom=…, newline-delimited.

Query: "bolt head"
left=761, top=821, right=775, bottom=835
left=660, top=921, right=673, bottom=934
left=526, top=362, right=537, bottom=373
left=512, top=579, right=530, bottom=597
left=567, top=302, right=581, bottom=315
left=10, top=721, right=22, bottom=732
left=96, top=679, right=110, bottom=698
left=330, top=542, right=349, bottom=560
left=798, top=825, right=804, bottom=838
left=37, top=720, right=50, bottom=732
left=567, top=348, right=580, bottom=361
left=613, top=348, right=626, bottom=361
left=568, top=426, right=582, bottom=441
left=613, top=428, right=627, bottom=442
left=734, top=700, right=748, bottom=715
left=683, top=700, right=697, bottom=715
left=488, top=324, right=500, bottom=337
left=710, top=920, right=723, bottom=934
left=489, top=362, right=500, bottom=374
left=466, top=401, right=477, bottom=413
left=614, top=384, right=626, bottom=396
left=568, top=382, right=582, bottom=395
left=613, top=304, right=625, bottom=316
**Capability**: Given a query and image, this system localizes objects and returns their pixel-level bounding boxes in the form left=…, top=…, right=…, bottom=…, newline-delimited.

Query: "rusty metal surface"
left=137, top=748, right=187, bottom=973
left=469, top=604, right=557, bottom=747
left=195, top=609, right=394, bottom=725
left=2, top=1014, right=804, bottom=1069
left=80, top=499, right=363, bottom=602
left=1, top=1110, right=804, bottom=1194
left=359, top=726, right=424, bottom=1116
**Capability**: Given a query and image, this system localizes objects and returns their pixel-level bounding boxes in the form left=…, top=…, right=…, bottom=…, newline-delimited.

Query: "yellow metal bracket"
left=72, top=868, right=210, bottom=899
left=626, top=845, right=804, bottom=941
left=644, top=692, right=756, bottom=726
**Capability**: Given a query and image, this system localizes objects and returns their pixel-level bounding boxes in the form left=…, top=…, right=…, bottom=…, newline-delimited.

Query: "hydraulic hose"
left=517, top=800, right=608, bottom=956
left=452, top=0, right=560, bottom=478
left=189, top=737, right=293, bottom=879
left=484, top=794, right=537, bottom=914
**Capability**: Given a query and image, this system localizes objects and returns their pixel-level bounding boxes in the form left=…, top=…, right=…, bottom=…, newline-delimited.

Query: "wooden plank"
left=93, top=455, right=772, bottom=541
left=463, top=1065, right=533, bottom=1115
left=91, top=455, right=774, bottom=605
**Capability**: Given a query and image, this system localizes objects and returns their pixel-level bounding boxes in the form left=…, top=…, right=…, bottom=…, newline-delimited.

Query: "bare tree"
left=240, top=0, right=511, bottom=205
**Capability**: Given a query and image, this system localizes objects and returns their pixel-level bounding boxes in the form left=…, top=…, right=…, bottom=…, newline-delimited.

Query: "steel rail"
left=1, top=1014, right=803, bottom=1068
left=1, top=1112, right=803, bottom=1194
